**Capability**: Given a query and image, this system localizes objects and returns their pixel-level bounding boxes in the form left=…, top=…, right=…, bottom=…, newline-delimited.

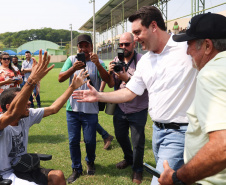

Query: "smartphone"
left=143, top=163, right=161, bottom=178
left=77, top=52, right=86, bottom=67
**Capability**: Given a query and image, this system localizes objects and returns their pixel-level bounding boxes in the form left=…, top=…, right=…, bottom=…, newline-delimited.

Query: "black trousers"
left=113, top=105, right=148, bottom=173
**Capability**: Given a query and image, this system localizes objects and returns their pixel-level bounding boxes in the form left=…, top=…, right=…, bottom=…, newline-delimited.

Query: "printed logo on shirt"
left=8, top=132, right=25, bottom=157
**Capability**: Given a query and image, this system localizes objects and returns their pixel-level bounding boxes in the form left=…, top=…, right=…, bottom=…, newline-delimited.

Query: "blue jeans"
left=151, top=124, right=187, bottom=185
left=113, top=105, right=148, bottom=173
left=96, top=123, right=109, bottom=139
left=66, top=111, right=98, bottom=173
left=29, top=85, right=40, bottom=107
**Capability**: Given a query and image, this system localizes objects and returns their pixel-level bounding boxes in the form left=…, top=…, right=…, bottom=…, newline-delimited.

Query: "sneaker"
left=67, top=169, right=82, bottom=184
left=116, top=160, right=132, bottom=169
left=103, top=135, right=114, bottom=150
left=87, top=162, right=95, bottom=175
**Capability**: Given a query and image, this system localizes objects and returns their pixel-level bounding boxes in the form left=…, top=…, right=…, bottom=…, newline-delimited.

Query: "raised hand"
left=70, top=69, right=89, bottom=90
left=29, top=50, right=55, bottom=83
left=72, top=81, right=99, bottom=103
left=90, top=53, right=100, bottom=65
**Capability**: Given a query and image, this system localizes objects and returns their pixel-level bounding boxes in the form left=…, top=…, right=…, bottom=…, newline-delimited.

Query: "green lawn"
left=27, top=68, right=155, bottom=184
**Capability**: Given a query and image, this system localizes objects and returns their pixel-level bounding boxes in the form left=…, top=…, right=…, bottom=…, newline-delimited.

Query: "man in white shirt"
left=72, top=6, right=197, bottom=185
left=159, top=12, right=226, bottom=185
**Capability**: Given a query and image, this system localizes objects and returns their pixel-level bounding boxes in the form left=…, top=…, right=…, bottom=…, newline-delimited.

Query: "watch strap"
left=172, top=171, right=186, bottom=185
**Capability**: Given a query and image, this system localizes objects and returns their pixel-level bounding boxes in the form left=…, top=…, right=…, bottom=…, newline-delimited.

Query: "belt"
left=153, top=121, right=188, bottom=130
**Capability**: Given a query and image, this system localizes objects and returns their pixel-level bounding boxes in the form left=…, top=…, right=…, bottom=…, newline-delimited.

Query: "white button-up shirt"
left=126, top=35, right=197, bottom=123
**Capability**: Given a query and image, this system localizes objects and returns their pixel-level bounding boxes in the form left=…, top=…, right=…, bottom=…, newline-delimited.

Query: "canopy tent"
left=33, top=49, right=45, bottom=55
left=3, top=50, right=17, bottom=55
left=17, top=50, right=31, bottom=55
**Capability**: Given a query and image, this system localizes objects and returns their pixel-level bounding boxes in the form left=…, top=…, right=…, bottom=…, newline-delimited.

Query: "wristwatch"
left=172, top=171, right=186, bottom=185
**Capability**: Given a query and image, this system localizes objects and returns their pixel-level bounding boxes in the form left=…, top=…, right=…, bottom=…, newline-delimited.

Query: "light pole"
left=89, top=0, right=96, bottom=53
left=69, top=24, right=73, bottom=55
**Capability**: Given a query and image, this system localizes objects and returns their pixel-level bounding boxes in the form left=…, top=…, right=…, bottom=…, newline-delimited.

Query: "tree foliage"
left=0, top=28, right=81, bottom=48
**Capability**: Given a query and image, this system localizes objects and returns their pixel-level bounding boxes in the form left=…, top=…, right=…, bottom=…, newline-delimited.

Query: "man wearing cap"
left=58, top=34, right=110, bottom=183
left=159, top=13, right=226, bottom=185
left=72, top=6, right=197, bottom=185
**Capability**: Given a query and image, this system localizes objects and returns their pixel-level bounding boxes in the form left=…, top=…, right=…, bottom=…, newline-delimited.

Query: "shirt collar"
left=167, top=34, right=178, bottom=47
left=213, top=51, right=226, bottom=61
left=150, top=34, right=178, bottom=55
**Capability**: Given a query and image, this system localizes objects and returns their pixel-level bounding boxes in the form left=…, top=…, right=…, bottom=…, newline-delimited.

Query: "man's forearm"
left=58, top=67, right=76, bottom=82
left=98, top=88, right=136, bottom=103
left=107, top=72, right=115, bottom=88
left=43, top=85, right=74, bottom=117
left=95, top=63, right=110, bottom=83
left=177, top=130, right=226, bottom=184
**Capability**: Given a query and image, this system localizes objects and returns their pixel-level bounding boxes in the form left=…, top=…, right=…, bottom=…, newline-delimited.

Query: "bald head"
left=119, top=32, right=135, bottom=59
left=120, top=32, right=134, bottom=43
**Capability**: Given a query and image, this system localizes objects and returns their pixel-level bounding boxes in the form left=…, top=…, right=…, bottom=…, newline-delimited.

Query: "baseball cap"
left=77, top=34, right=92, bottom=45
left=173, top=12, right=226, bottom=42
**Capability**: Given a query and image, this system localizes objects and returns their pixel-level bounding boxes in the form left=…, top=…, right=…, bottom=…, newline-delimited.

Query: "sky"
left=1, top=0, right=225, bottom=34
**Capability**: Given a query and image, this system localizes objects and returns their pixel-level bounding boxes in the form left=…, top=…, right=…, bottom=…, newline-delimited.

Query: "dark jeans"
left=66, top=111, right=97, bottom=173
left=113, top=105, right=148, bottom=173
left=29, top=85, right=40, bottom=107
left=96, top=123, right=109, bottom=139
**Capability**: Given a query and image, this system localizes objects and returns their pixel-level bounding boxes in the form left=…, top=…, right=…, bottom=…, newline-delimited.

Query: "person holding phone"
left=58, top=34, right=111, bottom=184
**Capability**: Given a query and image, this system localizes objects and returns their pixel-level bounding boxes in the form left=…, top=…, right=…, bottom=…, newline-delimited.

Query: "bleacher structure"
left=69, top=0, right=225, bottom=60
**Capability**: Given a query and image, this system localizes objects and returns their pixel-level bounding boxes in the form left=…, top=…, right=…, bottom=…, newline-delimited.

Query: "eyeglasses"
left=2, top=58, right=10, bottom=61
left=118, top=42, right=133, bottom=47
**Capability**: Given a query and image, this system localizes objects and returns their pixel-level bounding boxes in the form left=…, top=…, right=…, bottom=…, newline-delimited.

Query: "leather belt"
left=153, top=121, right=188, bottom=130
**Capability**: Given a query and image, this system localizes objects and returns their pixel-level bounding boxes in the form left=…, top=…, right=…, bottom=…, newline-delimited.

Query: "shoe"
left=116, top=160, right=131, bottom=169
left=30, top=104, right=34, bottom=108
left=67, top=169, right=82, bottom=184
left=37, top=105, right=41, bottom=108
left=103, top=135, right=114, bottom=150
left=132, top=172, right=142, bottom=184
left=87, top=162, right=95, bottom=175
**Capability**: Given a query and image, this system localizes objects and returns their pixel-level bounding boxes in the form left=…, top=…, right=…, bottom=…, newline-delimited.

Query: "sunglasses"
left=118, top=42, right=133, bottom=47
left=2, top=58, right=10, bottom=61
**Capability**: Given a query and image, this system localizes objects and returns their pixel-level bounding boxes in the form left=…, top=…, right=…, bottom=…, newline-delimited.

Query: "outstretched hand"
left=70, top=69, right=89, bottom=90
left=29, top=50, right=55, bottom=82
left=72, top=81, right=99, bottom=102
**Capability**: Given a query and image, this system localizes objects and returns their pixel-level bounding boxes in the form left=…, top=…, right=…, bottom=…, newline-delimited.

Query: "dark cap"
left=173, top=12, right=226, bottom=42
left=77, top=34, right=92, bottom=45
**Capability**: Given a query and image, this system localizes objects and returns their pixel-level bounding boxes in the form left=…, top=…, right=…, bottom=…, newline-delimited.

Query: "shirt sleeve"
left=26, top=108, right=45, bottom=128
left=22, top=61, right=25, bottom=69
left=61, top=57, right=72, bottom=72
left=195, top=70, right=226, bottom=133
left=126, top=61, right=146, bottom=96
left=97, top=62, right=107, bottom=78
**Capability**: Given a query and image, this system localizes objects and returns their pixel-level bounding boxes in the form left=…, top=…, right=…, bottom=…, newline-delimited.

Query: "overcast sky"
left=1, top=0, right=225, bottom=34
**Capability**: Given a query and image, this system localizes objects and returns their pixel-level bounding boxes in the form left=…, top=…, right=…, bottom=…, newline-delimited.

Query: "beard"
left=124, top=50, right=133, bottom=58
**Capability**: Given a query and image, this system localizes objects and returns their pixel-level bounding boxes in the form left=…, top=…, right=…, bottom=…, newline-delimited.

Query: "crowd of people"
left=0, top=5, right=226, bottom=185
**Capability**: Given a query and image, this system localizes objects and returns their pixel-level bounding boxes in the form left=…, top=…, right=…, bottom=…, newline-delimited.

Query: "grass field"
left=27, top=68, right=155, bottom=185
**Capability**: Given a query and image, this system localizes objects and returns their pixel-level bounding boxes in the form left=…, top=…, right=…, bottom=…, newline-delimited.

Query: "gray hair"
left=196, top=39, right=226, bottom=51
